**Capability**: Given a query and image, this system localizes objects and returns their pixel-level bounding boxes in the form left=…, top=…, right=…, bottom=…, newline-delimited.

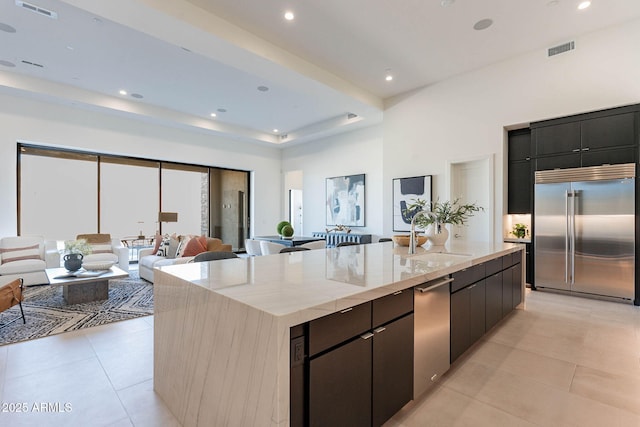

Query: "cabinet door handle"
left=374, top=327, right=386, bottom=334
left=340, top=307, right=353, bottom=314
left=572, top=148, right=581, bottom=152
left=361, top=332, right=374, bottom=340
left=392, top=290, right=402, bottom=296
left=525, top=157, right=531, bottom=161
left=469, top=284, right=476, bottom=289
left=582, top=147, right=590, bottom=151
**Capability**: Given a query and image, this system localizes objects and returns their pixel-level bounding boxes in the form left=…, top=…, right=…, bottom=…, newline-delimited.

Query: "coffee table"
left=46, top=266, right=129, bottom=304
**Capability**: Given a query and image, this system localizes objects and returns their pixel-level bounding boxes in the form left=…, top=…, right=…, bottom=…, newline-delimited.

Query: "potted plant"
left=63, top=239, right=92, bottom=271
left=404, top=198, right=483, bottom=245
left=511, top=223, right=529, bottom=239
left=276, top=221, right=294, bottom=239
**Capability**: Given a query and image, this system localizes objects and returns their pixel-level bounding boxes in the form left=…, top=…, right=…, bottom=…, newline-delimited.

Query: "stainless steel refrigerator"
left=534, top=163, right=635, bottom=300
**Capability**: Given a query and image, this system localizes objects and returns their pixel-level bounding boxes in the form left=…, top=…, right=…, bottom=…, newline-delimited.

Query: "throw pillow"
left=89, top=243, right=112, bottom=254
left=167, top=234, right=181, bottom=259
left=151, top=233, right=162, bottom=255
left=0, top=244, right=40, bottom=264
left=175, top=235, right=193, bottom=258
left=156, top=235, right=171, bottom=257
left=182, top=236, right=208, bottom=257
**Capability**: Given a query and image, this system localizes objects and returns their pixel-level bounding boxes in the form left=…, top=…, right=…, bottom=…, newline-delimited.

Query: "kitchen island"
left=153, top=241, right=524, bottom=426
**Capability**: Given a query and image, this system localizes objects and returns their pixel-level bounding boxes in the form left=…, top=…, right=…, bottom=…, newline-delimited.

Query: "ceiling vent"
left=548, top=41, right=575, bottom=57
left=15, top=1, right=58, bottom=19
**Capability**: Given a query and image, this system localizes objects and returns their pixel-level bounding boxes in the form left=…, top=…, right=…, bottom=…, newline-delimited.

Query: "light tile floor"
left=0, top=289, right=638, bottom=426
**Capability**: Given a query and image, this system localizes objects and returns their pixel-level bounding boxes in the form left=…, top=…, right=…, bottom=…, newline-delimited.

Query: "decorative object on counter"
left=511, top=223, right=529, bottom=239
left=325, top=224, right=351, bottom=234
left=63, top=239, right=92, bottom=271
left=392, top=234, right=428, bottom=247
left=404, top=198, right=483, bottom=246
left=276, top=220, right=294, bottom=238
left=326, top=174, right=365, bottom=227
left=393, top=175, right=432, bottom=232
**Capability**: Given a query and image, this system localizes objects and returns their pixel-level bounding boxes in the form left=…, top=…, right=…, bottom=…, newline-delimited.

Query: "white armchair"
left=0, top=235, right=60, bottom=286
left=76, top=234, right=129, bottom=272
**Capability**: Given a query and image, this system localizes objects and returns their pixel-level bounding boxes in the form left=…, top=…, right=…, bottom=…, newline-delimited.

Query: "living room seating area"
left=138, top=234, right=232, bottom=283
left=0, top=236, right=59, bottom=286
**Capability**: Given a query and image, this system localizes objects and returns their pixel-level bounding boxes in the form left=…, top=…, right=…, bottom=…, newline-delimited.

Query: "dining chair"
left=280, top=247, right=310, bottom=253
left=300, top=240, right=326, bottom=250
left=336, top=241, right=360, bottom=247
left=259, top=241, right=287, bottom=255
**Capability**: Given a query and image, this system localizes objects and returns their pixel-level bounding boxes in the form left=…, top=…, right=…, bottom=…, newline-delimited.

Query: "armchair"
left=0, top=235, right=59, bottom=286
left=76, top=234, right=129, bottom=272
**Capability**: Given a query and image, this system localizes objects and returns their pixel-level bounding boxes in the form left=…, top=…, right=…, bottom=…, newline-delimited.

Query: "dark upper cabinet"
left=507, top=129, right=532, bottom=214
left=581, top=112, right=635, bottom=150
left=532, top=107, right=638, bottom=171
left=534, top=122, right=581, bottom=156
left=508, top=160, right=531, bottom=213
left=508, top=129, right=532, bottom=161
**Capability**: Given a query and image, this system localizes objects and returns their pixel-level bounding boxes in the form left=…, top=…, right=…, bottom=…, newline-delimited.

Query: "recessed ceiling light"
left=284, top=11, right=294, bottom=21
left=257, top=86, right=269, bottom=92
left=0, top=22, right=16, bottom=33
left=473, top=18, right=493, bottom=31
left=578, top=1, right=591, bottom=10
left=273, top=129, right=279, bottom=133
left=546, top=0, right=559, bottom=6
left=131, top=93, right=143, bottom=99
left=385, top=74, right=393, bottom=82
left=119, top=89, right=127, bottom=95
left=0, top=60, right=16, bottom=67
left=210, top=113, right=217, bottom=118
left=440, top=0, right=455, bottom=7
left=217, top=108, right=227, bottom=113
left=66, top=45, right=74, bottom=51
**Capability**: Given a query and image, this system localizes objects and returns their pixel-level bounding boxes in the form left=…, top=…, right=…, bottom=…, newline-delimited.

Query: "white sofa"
left=138, top=236, right=232, bottom=283
left=0, top=236, right=60, bottom=286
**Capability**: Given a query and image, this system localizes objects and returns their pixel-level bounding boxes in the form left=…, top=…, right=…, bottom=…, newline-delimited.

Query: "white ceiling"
left=1, top=0, right=640, bottom=146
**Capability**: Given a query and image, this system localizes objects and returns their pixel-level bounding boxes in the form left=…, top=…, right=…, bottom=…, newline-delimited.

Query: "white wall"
left=282, top=125, right=384, bottom=237
left=0, top=93, right=282, bottom=239
left=284, top=18, right=640, bottom=243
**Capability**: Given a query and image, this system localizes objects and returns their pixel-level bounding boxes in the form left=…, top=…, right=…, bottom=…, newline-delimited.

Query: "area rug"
left=0, top=270, right=153, bottom=346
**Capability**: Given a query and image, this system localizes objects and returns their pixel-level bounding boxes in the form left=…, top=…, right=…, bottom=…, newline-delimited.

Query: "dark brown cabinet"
left=297, top=291, right=414, bottom=427
left=372, top=313, right=414, bottom=427
left=309, top=335, right=372, bottom=427
left=508, top=129, right=532, bottom=214
left=450, top=251, right=524, bottom=363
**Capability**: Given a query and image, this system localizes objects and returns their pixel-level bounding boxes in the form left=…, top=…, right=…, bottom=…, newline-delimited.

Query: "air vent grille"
left=548, top=41, right=575, bottom=57
left=15, top=1, right=58, bottom=19
left=21, top=60, right=44, bottom=68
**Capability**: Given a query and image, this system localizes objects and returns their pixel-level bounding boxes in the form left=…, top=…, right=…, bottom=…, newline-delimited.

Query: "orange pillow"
left=181, top=236, right=208, bottom=257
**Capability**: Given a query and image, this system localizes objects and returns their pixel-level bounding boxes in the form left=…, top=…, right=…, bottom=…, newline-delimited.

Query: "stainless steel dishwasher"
left=413, top=275, right=453, bottom=398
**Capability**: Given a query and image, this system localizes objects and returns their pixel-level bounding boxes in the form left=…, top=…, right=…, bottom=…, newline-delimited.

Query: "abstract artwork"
left=326, top=174, right=365, bottom=226
left=393, top=175, right=432, bottom=231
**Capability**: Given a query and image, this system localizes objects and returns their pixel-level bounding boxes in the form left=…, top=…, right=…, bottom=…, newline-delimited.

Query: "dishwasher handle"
left=415, top=277, right=454, bottom=293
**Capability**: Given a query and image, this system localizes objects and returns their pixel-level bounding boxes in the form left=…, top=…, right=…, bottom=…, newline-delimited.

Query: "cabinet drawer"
left=502, top=253, right=516, bottom=269
left=485, top=257, right=503, bottom=276
left=309, top=302, right=372, bottom=356
left=451, top=263, right=485, bottom=293
left=372, top=289, right=413, bottom=327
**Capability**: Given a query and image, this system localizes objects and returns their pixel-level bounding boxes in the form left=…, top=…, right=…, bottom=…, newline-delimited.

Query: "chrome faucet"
left=409, top=210, right=438, bottom=254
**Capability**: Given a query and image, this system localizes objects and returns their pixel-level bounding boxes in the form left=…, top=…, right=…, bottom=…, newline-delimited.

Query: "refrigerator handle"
left=565, top=190, right=570, bottom=284
left=570, top=190, right=576, bottom=285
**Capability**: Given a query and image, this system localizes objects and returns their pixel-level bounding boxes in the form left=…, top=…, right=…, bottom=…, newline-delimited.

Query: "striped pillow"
left=0, top=244, right=40, bottom=264
left=90, top=243, right=112, bottom=254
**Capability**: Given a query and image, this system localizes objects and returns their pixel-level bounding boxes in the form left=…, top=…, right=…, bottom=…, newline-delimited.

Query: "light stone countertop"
left=158, top=240, right=524, bottom=325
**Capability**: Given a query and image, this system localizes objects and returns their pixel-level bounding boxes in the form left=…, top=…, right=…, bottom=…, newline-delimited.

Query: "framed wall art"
left=326, top=174, right=365, bottom=226
left=392, top=175, right=432, bottom=232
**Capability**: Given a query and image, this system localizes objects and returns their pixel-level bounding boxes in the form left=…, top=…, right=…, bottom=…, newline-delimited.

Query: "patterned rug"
left=0, top=270, right=153, bottom=346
